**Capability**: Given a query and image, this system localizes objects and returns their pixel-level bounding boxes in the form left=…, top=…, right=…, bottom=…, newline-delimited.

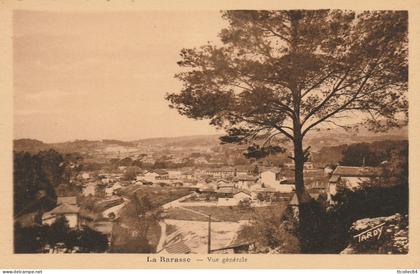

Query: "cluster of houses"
left=40, top=162, right=386, bottom=232
left=76, top=163, right=344, bottom=208
left=14, top=153, right=387, bottom=255
left=36, top=194, right=124, bottom=243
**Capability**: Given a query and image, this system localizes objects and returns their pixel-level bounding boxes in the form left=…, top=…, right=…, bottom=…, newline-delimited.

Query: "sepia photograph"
left=11, top=7, right=409, bottom=258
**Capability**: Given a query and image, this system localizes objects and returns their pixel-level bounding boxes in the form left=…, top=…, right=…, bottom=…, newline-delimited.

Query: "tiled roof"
left=332, top=166, right=383, bottom=177
left=57, top=196, right=77, bottom=205
left=153, top=169, right=169, bottom=175
left=50, top=203, right=80, bottom=214
left=260, top=167, right=282, bottom=174
left=233, top=190, right=252, bottom=196
left=216, top=187, right=235, bottom=193
left=181, top=171, right=193, bottom=175
left=329, top=174, right=340, bottom=183
left=15, top=212, right=38, bottom=227
left=164, top=241, right=191, bottom=254
left=234, top=175, right=258, bottom=181
left=216, top=179, right=232, bottom=184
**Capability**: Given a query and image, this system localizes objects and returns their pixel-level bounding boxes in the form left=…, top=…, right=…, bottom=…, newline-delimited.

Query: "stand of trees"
left=14, top=150, right=60, bottom=217
left=340, top=140, right=408, bottom=167
left=14, top=216, right=109, bottom=253
left=14, top=149, right=82, bottom=217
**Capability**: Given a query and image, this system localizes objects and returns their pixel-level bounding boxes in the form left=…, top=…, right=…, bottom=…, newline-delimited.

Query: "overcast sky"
left=13, top=10, right=226, bottom=143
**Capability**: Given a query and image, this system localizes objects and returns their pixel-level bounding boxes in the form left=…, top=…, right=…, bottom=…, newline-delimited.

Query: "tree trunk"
left=293, top=134, right=306, bottom=203
left=288, top=10, right=309, bottom=205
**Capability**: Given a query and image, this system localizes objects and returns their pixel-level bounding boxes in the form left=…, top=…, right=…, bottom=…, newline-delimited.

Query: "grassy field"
left=119, top=186, right=193, bottom=208
left=166, top=202, right=289, bottom=222
left=165, top=207, right=209, bottom=222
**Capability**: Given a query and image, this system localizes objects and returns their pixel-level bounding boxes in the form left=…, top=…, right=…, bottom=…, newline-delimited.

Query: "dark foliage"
left=14, top=223, right=50, bottom=253
left=13, top=149, right=83, bottom=216
left=297, top=140, right=408, bottom=253
left=14, top=216, right=109, bottom=253
left=340, top=140, right=408, bottom=167
left=243, top=144, right=286, bottom=160
left=296, top=179, right=408, bottom=253
left=312, top=144, right=348, bottom=166
left=77, top=226, right=109, bottom=252
left=13, top=151, right=59, bottom=217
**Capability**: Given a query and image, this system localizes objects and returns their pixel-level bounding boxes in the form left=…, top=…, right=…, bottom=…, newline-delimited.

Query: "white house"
left=260, top=168, right=282, bottom=183
left=205, top=168, right=236, bottom=179
left=42, top=203, right=80, bottom=228
left=82, top=183, right=96, bottom=196
left=284, top=162, right=314, bottom=170
left=216, top=179, right=235, bottom=189
left=328, top=165, right=384, bottom=202
left=81, top=172, right=90, bottom=180
left=167, top=170, right=182, bottom=180
left=141, top=170, right=169, bottom=182
left=101, top=178, right=111, bottom=184
left=217, top=191, right=252, bottom=206
left=234, top=175, right=258, bottom=190
left=194, top=157, right=209, bottom=165
left=304, top=162, right=315, bottom=169
left=136, top=172, right=146, bottom=181
left=324, top=166, right=334, bottom=176
left=141, top=171, right=160, bottom=182
left=181, top=171, right=194, bottom=180
left=155, top=170, right=169, bottom=180
left=235, top=170, right=249, bottom=177
left=233, top=191, right=252, bottom=201
left=105, top=182, right=122, bottom=196
left=57, top=196, right=77, bottom=205
left=259, top=168, right=294, bottom=192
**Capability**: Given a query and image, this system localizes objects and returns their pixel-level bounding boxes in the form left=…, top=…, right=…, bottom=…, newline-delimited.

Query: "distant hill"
left=14, top=126, right=407, bottom=154
left=13, top=139, right=52, bottom=153
left=304, top=126, right=407, bottom=152
left=134, top=134, right=223, bottom=147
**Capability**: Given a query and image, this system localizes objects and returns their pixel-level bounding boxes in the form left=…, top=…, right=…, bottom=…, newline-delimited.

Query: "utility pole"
left=207, top=214, right=211, bottom=254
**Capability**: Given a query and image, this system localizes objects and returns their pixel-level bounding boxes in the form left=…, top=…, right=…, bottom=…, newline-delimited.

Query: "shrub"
left=295, top=181, right=408, bottom=253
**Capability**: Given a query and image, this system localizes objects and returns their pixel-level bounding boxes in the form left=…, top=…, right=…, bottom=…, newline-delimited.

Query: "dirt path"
left=156, top=221, right=167, bottom=252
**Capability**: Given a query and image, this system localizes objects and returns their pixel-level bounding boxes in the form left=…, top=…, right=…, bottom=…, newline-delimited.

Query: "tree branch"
left=301, top=70, right=337, bottom=98
left=301, top=67, right=353, bottom=126
left=230, top=114, right=294, bottom=141
left=302, top=68, right=374, bottom=137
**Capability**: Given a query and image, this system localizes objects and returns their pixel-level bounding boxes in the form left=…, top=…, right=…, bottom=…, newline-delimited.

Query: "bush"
left=295, top=181, right=408, bottom=254
left=238, top=198, right=251, bottom=210
left=14, top=217, right=109, bottom=253
left=236, top=206, right=300, bottom=253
